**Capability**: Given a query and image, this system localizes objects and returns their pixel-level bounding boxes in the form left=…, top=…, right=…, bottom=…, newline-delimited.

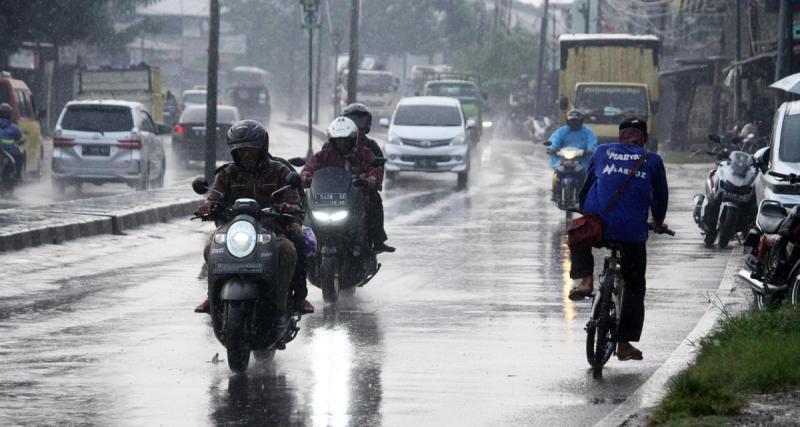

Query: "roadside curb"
left=0, top=192, right=202, bottom=253
left=595, top=249, right=745, bottom=427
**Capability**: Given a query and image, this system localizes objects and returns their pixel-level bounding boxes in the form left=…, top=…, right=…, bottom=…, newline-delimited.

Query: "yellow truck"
left=78, top=64, right=164, bottom=125
left=558, top=34, right=660, bottom=146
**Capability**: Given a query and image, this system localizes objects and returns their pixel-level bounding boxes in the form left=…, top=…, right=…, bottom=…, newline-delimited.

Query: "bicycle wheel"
left=586, top=270, right=617, bottom=379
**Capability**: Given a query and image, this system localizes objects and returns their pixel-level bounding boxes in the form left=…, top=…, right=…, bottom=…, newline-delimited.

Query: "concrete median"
left=0, top=187, right=203, bottom=253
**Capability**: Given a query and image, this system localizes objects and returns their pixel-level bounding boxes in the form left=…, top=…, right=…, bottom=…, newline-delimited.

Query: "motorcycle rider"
left=302, top=117, right=383, bottom=256
left=334, top=103, right=394, bottom=253
left=0, top=103, right=25, bottom=182
left=547, top=110, right=597, bottom=202
left=194, top=120, right=308, bottom=324
left=567, top=117, right=669, bottom=362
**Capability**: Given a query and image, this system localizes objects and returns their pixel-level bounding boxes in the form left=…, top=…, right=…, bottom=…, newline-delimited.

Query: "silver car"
left=52, top=100, right=167, bottom=192
left=755, top=100, right=800, bottom=207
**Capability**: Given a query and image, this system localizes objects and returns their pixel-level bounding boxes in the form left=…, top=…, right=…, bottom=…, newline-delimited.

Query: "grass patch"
left=651, top=306, right=800, bottom=425
left=659, top=150, right=709, bottom=164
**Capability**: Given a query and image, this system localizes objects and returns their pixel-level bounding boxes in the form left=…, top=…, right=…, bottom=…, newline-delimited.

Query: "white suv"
left=379, top=96, right=474, bottom=186
left=52, top=100, right=167, bottom=192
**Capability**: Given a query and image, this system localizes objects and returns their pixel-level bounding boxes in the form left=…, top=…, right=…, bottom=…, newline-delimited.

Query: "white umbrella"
left=770, top=73, right=800, bottom=94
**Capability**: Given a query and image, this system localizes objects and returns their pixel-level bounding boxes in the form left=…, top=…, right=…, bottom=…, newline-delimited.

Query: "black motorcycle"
left=692, top=134, right=757, bottom=248
left=739, top=171, right=800, bottom=309
left=191, top=174, right=304, bottom=372
left=291, top=158, right=386, bottom=304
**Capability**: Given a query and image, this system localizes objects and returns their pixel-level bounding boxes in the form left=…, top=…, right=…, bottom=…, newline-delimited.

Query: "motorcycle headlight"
left=562, top=150, right=578, bottom=160
left=226, top=221, right=257, bottom=258
left=482, top=120, right=494, bottom=128
left=312, top=210, right=349, bottom=223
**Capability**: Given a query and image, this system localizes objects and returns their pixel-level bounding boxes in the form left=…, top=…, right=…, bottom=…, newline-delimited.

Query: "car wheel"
left=135, top=163, right=150, bottom=191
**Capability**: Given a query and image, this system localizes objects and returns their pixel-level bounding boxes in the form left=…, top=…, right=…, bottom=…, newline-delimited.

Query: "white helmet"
left=327, top=116, right=359, bottom=154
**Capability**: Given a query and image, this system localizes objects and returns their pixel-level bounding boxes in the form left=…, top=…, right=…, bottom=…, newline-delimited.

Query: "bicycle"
left=584, top=224, right=675, bottom=379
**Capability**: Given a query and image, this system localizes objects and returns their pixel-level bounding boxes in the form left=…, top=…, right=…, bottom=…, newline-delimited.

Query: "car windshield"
left=574, top=85, right=648, bottom=122
left=779, top=114, right=800, bottom=162
left=393, top=105, right=462, bottom=126
left=182, top=93, right=206, bottom=105
left=426, top=83, right=476, bottom=99
left=180, top=107, right=238, bottom=123
left=61, top=105, right=133, bottom=132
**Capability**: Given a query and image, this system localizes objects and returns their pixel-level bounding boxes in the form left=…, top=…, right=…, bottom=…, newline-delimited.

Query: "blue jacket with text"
left=579, top=142, right=669, bottom=243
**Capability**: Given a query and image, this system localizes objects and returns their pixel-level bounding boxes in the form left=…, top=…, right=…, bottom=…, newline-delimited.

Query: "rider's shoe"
left=568, top=276, right=594, bottom=301
left=194, top=298, right=210, bottom=313
left=300, top=299, right=315, bottom=314
left=616, top=342, right=643, bottom=361
left=374, top=242, right=396, bottom=253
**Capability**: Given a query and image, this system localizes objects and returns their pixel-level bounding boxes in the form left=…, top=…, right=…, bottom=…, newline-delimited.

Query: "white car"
left=379, top=96, right=475, bottom=186
left=51, top=100, right=167, bottom=192
left=754, top=100, right=800, bottom=206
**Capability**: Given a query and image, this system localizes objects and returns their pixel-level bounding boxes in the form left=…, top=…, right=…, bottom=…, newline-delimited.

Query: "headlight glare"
left=312, top=210, right=349, bottom=223
left=226, top=221, right=257, bottom=258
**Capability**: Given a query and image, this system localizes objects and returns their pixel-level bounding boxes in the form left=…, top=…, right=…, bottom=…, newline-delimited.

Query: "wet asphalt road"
left=0, top=134, right=733, bottom=426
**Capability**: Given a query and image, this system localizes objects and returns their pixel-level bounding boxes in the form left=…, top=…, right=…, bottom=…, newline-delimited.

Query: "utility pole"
left=776, top=0, right=793, bottom=107
left=204, top=0, right=220, bottom=183
left=534, top=0, right=550, bottom=116
left=301, top=0, right=320, bottom=160
left=733, top=0, right=742, bottom=124
left=346, top=0, right=360, bottom=104
left=579, top=0, right=590, bottom=34
left=314, top=3, right=325, bottom=125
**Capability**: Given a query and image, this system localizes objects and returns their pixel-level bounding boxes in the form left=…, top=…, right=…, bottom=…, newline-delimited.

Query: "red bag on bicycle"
left=567, top=151, right=649, bottom=251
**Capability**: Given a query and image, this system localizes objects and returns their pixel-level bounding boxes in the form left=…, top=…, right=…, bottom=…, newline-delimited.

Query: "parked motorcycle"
left=0, top=138, right=24, bottom=197
left=545, top=141, right=587, bottom=218
left=692, top=134, right=757, bottom=248
left=191, top=174, right=304, bottom=372
left=297, top=158, right=386, bottom=304
left=739, top=171, right=800, bottom=309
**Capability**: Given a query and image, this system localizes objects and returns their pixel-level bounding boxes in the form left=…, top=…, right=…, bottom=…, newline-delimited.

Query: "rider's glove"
left=367, top=176, right=378, bottom=189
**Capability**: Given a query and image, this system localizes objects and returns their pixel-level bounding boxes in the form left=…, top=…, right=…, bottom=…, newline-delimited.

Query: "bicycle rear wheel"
left=586, top=270, right=618, bottom=379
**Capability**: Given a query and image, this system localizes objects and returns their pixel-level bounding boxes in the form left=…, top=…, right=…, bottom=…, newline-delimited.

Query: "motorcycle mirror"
left=708, top=134, right=721, bottom=143
left=285, top=171, right=302, bottom=188
left=288, top=157, right=306, bottom=167
left=192, top=177, right=209, bottom=195
left=371, top=157, right=387, bottom=167
left=543, top=141, right=552, bottom=147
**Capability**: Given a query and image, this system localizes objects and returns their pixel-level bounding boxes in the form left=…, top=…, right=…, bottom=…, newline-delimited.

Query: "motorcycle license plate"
left=82, top=145, right=110, bottom=156
left=314, top=193, right=347, bottom=206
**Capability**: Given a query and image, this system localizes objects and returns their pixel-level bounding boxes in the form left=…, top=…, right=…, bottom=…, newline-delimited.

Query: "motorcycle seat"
left=757, top=202, right=788, bottom=234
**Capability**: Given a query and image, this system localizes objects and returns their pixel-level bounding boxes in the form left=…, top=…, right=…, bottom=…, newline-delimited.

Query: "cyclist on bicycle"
left=567, top=117, right=669, bottom=361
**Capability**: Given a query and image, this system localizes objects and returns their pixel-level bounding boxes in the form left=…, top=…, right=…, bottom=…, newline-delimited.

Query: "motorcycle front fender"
left=719, top=202, right=740, bottom=227
left=220, top=277, right=260, bottom=301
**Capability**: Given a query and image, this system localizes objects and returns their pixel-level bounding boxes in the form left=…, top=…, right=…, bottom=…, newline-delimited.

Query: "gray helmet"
left=343, top=102, right=372, bottom=134
left=226, top=119, right=269, bottom=152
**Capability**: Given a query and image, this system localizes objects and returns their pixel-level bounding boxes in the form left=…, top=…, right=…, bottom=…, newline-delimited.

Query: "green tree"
left=453, top=27, right=539, bottom=94
left=0, top=0, right=158, bottom=65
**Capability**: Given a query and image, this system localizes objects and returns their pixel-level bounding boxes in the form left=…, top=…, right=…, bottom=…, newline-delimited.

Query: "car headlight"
left=313, top=210, right=349, bottom=223
left=451, top=134, right=466, bottom=145
left=388, top=134, right=401, bottom=146
left=226, top=220, right=257, bottom=258
left=482, top=120, right=494, bottom=128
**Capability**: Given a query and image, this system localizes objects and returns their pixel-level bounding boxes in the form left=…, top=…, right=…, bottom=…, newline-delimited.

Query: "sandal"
left=617, top=347, right=643, bottom=361
left=568, top=286, right=593, bottom=301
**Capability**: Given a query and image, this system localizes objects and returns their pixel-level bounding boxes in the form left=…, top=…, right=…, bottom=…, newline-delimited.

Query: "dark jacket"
left=579, top=142, right=668, bottom=243
left=301, top=145, right=383, bottom=184
left=206, top=159, right=301, bottom=229
left=0, top=118, right=21, bottom=142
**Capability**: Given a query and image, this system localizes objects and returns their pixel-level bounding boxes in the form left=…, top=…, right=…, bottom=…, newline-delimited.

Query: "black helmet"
left=227, top=119, right=269, bottom=152
left=566, top=109, right=583, bottom=123
left=0, top=103, right=12, bottom=120
left=619, top=116, right=648, bottom=136
left=343, top=102, right=372, bottom=134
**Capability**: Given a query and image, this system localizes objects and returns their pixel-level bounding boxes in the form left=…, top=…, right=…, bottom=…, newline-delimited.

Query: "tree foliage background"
left=224, top=0, right=539, bottom=97
left=0, top=0, right=159, bottom=64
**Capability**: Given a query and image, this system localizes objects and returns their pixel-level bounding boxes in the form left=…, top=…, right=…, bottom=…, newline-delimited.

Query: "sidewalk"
left=0, top=186, right=202, bottom=252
